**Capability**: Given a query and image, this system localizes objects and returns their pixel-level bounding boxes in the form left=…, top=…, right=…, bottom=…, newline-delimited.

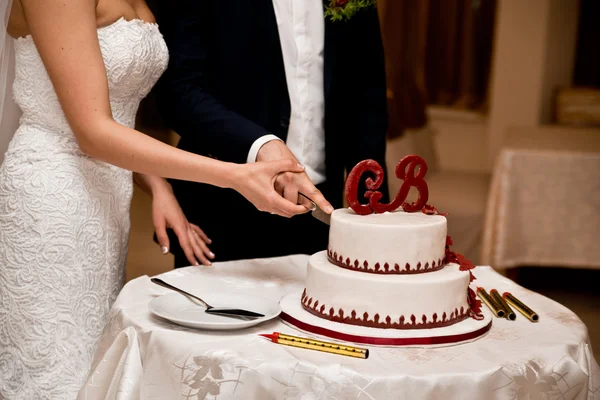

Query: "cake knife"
left=298, top=192, right=331, bottom=225
left=150, top=278, right=265, bottom=319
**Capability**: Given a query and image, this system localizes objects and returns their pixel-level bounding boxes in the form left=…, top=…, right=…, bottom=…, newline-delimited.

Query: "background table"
left=79, top=255, right=599, bottom=400
left=481, top=127, right=600, bottom=271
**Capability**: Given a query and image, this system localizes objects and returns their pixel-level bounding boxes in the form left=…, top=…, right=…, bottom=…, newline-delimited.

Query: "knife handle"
left=297, top=192, right=317, bottom=211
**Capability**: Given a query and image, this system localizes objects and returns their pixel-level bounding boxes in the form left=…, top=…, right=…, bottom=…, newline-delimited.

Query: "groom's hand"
left=257, top=140, right=333, bottom=215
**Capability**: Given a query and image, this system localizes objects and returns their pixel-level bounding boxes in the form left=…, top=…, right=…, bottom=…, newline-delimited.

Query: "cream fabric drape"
left=482, top=147, right=600, bottom=271
left=80, top=255, right=599, bottom=399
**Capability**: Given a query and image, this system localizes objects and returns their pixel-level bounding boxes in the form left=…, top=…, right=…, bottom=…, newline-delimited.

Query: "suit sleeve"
left=155, top=0, right=269, bottom=164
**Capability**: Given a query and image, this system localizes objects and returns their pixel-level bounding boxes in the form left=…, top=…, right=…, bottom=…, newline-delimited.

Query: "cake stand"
left=279, top=291, right=492, bottom=348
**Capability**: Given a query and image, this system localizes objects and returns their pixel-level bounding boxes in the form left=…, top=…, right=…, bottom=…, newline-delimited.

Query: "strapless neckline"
left=15, top=16, right=159, bottom=43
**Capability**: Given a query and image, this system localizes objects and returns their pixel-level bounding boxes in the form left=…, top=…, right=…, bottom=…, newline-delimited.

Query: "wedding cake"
left=300, top=156, right=482, bottom=330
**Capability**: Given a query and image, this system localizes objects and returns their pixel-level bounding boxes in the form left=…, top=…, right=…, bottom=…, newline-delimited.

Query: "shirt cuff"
left=247, top=134, right=283, bottom=163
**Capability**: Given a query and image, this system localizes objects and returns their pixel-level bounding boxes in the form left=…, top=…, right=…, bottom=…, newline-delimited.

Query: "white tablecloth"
left=79, top=255, right=600, bottom=400
left=481, top=146, right=600, bottom=271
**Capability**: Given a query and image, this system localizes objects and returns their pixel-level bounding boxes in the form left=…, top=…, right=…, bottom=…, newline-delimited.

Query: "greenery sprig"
left=324, top=0, right=376, bottom=22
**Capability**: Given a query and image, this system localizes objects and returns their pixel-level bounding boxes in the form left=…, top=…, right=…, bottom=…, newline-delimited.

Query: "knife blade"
left=298, top=192, right=331, bottom=225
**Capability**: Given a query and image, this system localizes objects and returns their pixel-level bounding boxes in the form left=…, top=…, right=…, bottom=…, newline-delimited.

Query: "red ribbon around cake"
left=345, top=155, right=430, bottom=215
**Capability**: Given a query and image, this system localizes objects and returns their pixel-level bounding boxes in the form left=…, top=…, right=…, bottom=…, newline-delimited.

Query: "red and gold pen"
left=259, top=332, right=369, bottom=359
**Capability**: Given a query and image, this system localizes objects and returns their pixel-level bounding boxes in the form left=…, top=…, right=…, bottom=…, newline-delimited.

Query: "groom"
left=155, top=0, right=389, bottom=267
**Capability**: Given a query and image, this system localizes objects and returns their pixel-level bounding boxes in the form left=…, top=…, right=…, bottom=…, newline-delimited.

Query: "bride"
left=0, top=0, right=327, bottom=398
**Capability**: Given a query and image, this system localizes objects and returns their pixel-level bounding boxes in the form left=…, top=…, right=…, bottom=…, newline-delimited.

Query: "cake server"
left=150, top=278, right=265, bottom=319
left=298, top=192, right=331, bottom=225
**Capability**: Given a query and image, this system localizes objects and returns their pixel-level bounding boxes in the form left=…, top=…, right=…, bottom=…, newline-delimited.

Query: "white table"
left=79, top=255, right=600, bottom=400
left=481, top=127, right=600, bottom=271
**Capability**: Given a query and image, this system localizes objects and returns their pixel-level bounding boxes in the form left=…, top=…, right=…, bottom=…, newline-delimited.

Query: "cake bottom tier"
left=303, top=251, right=472, bottom=329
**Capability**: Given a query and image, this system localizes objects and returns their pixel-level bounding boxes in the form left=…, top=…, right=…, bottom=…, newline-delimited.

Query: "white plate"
left=148, top=292, right=281, bottom=330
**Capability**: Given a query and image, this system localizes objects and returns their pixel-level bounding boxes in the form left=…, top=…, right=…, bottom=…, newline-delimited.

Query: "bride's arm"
left=20, top=0, right=307, bottom=217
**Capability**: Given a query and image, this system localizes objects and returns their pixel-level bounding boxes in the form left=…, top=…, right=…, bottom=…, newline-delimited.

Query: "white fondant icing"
left=328, top=209, right=447, bottom=272
left=304, top=251, right=470, bottom=327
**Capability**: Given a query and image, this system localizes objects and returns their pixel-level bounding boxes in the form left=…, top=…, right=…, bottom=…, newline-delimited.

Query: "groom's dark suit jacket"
left=155, top=0, right=389, bottom=265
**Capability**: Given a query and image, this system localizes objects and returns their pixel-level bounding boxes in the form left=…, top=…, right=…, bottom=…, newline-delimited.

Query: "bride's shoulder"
left=7, top=0, right=101, bottom=39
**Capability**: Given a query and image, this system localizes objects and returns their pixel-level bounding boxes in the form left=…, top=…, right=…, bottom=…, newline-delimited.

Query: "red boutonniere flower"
left=324, top=0, right=376, bottom=22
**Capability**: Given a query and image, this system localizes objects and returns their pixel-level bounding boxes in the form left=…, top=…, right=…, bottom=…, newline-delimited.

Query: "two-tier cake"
left=302, top=210, right=473, bottom=329
left=279, top=156, right=491, bottom=346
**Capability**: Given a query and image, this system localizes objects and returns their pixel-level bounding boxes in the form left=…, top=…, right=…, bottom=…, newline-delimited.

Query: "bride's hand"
left=230, top=160, right=310, bottom=217
left=151, top=181, right=214, bottom=266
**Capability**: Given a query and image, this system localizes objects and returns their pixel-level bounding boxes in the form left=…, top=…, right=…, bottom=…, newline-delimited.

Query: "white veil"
left=0, top=0, right=21, bottom=165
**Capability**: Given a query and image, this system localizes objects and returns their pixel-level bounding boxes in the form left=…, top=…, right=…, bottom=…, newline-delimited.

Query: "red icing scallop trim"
left=327, top=248, right=444, bottom=275
left=301, top=289, right=470, bottom=330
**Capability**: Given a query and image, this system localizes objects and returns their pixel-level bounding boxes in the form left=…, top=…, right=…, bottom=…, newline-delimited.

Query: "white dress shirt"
left=246, top=0, right=327, bottom=185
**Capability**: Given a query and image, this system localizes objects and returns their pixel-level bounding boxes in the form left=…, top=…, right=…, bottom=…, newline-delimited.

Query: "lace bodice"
left=11, top=17, right=168, bottom=153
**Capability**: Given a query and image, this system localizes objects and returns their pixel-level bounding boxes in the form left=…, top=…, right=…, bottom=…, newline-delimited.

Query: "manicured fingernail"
left=195, top=262, right=200, bottom=266
left=297, top=163, right=304, bottom=170
left=161, top=246, right=169, bottom=254
left=325, top=205, right=334, bottom=213
left=209, top=252, right=215, bottom=258
left=207, top=238, right=212, bottom=244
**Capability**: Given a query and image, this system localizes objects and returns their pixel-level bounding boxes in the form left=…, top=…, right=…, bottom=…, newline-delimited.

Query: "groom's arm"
left=154, top=0, right=272, bottom=164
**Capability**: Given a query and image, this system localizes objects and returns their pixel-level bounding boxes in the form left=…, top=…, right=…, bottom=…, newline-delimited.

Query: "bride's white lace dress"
left=0, top=18, right=168, bottom=399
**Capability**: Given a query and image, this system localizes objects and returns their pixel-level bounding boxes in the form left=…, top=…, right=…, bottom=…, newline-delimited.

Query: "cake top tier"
left=328, top=208, right=447, bottom=275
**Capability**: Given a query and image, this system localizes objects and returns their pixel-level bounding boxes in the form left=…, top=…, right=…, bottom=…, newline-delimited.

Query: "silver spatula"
left=151, top=278, right=265, bottom=319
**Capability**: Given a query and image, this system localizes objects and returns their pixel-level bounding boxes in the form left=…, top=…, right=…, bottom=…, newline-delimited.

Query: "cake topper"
left=345, top=155, right=429, bottom=215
